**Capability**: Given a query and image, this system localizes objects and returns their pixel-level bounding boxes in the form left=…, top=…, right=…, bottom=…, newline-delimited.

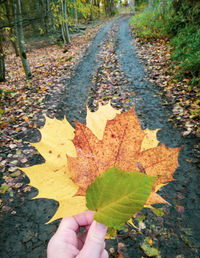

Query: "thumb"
left=77, top=220, right=108, bottom=258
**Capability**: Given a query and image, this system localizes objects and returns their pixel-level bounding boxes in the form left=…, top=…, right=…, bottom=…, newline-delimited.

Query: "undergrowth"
left=130, top=1, right=200, bottom=87
left=129, top=7, right=169, bottom=40
left=170, top=25, right=200, bottom=86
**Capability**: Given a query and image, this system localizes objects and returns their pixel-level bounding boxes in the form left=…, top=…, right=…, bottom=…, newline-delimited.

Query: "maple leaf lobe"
left=68, top=108, right=147, bottom=195
left=67, top=106, right=180, bottom=208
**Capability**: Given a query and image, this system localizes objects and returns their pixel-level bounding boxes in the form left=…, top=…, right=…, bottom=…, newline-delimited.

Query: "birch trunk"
left=61, top=0, right=70, bottom=44
left=15, top=0, right=32, bottom=79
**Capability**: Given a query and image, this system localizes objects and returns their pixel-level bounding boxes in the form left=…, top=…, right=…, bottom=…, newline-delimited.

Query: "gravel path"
left=1, top=16, right=200, bottom=258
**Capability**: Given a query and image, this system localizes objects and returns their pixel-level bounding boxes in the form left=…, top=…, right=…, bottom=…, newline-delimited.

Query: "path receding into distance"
left=1, top=16, right=199, bottom=258
left=64, top=19, right=116, bottom=125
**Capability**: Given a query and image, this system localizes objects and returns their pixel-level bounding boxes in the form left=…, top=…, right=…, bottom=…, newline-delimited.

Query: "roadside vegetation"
left=0, top=0, right=119, bottom=142
left=130, top=0, right=200, bottom=135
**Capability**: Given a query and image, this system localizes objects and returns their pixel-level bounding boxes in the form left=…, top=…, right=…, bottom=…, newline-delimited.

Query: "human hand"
left=47, top=210, right=108, bottom=258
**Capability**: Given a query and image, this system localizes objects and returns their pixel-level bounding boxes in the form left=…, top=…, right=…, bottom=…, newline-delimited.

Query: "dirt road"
left=1, top=16, right=200, bottom=258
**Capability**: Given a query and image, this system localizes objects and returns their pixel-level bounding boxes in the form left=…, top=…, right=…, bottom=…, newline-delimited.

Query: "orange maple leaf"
left=21, top=103, right=181, bottom=223
left=67, top=108, right=181, bottom=205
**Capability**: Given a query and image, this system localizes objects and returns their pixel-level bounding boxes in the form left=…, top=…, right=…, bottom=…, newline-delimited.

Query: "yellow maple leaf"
left=20, top=104, right=120, bottom=222
left=20, top=116, right=86, bottom=222
left=21, top=103, right=180, bottom=223
left=21, top=164, right=86, bottom=222
left=140, top=128, right=160, bottom=151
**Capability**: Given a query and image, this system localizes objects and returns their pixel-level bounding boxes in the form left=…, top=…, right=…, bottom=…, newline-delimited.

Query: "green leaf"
left=151, top=207, right=165, bottom=217
left=10, top=36, right=15, bottom=42
left=135, top=215, right=146, bottom=222
left=140, top=241, right=161, bottom=258
left=86, top=167, right=156, bottom=227
left=0, top=184, right=9, bottom=194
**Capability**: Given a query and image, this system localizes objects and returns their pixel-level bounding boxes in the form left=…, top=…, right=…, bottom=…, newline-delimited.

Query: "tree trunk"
left=90, top=0, right=93, bottom=21
left=5, top=0, right=19, bottom=56
left=110, top=0, right=115, bottom=15
left=61, top=0, right=70, bottom=44
left=74, top=8, right=78, bottom=25
left=15, top=0, right=32, bottom=79
left=104, top=0, right=115, bottom=16
left=44, top=0, right=50, bottom=34
left=0, top=32, right=5, bottom=82
left=72, top=0, right=78, bottom=25
left=96, top=0, right=100, bottom=17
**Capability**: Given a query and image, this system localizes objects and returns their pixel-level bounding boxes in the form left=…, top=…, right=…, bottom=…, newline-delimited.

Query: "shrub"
left=170, top=25, right=200, bottom=84
left=130, top=1, right=200, bottom=86
left=129, top=6, right=170, bottom=41
left=166, top=1, right=200, bottom=36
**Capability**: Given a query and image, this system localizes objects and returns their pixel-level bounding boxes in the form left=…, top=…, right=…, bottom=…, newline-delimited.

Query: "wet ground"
left=1, top=16, right=200, bottom=258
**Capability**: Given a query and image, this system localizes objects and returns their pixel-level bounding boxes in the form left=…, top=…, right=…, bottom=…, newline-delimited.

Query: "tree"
left=5, top=0, right=19, bottom=56
left=0, top=2, right=6, bottom=82
left=103, top=0, right=116, bottom=16
left=0, top=32, right=5, bottom=82
left=44, top=0, right=51, bottom=34
left=14, top=0, right=32, bottom=79
left=61, top=0, right=70, bottom=44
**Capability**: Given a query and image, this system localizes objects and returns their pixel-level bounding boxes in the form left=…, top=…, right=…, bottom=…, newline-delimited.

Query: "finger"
left=50, top=211, right=94, bottom=250
left=77, top=221, right=108, bottom=258
left=77, top=237, right=84, bottom=250
left=101, top=249, right=109, bottom=258
left=57, top=210, right=94, bottom=235
left=79, top=233, right=106, bottom=250
left=47, top=236, right=79, bottom=258
left=55, top=217, right=78, bottom=246
left=74, top=210, right=95, bottom=228
left=78, top=230, right=88, bottom=250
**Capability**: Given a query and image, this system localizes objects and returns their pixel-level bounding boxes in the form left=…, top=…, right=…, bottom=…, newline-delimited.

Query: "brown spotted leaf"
left=67, top=106, right=180, bottom=205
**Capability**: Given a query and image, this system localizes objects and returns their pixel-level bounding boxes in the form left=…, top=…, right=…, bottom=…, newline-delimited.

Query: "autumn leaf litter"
left=0, top=16, right=200, bottom=258
left=88, top=20, right=133, bottom=111
left=0, top=24, right=102, bottom=210
left=132, top=37, right=200, bottom=137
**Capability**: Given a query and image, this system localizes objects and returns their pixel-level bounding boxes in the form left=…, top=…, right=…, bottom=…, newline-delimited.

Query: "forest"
left=0, top=0, right=200, bottom=257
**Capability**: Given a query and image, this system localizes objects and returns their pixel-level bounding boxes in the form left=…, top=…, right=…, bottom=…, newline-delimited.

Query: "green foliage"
left=116, top=6, right=131, bottom=15
left=86, top=167, right=155, bottom=227
left=170, top=25, right=200, bottom=83
left=130, top=1, right=200, bottom=86
left=75, top=2, right=99, bottom=22
left=164, top=1, right=200, bottom=36
left=129, top=7, right=169, bottom=41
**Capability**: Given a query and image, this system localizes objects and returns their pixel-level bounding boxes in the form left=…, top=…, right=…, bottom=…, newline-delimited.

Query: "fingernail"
left=95, top=221, right=107, bottom=231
